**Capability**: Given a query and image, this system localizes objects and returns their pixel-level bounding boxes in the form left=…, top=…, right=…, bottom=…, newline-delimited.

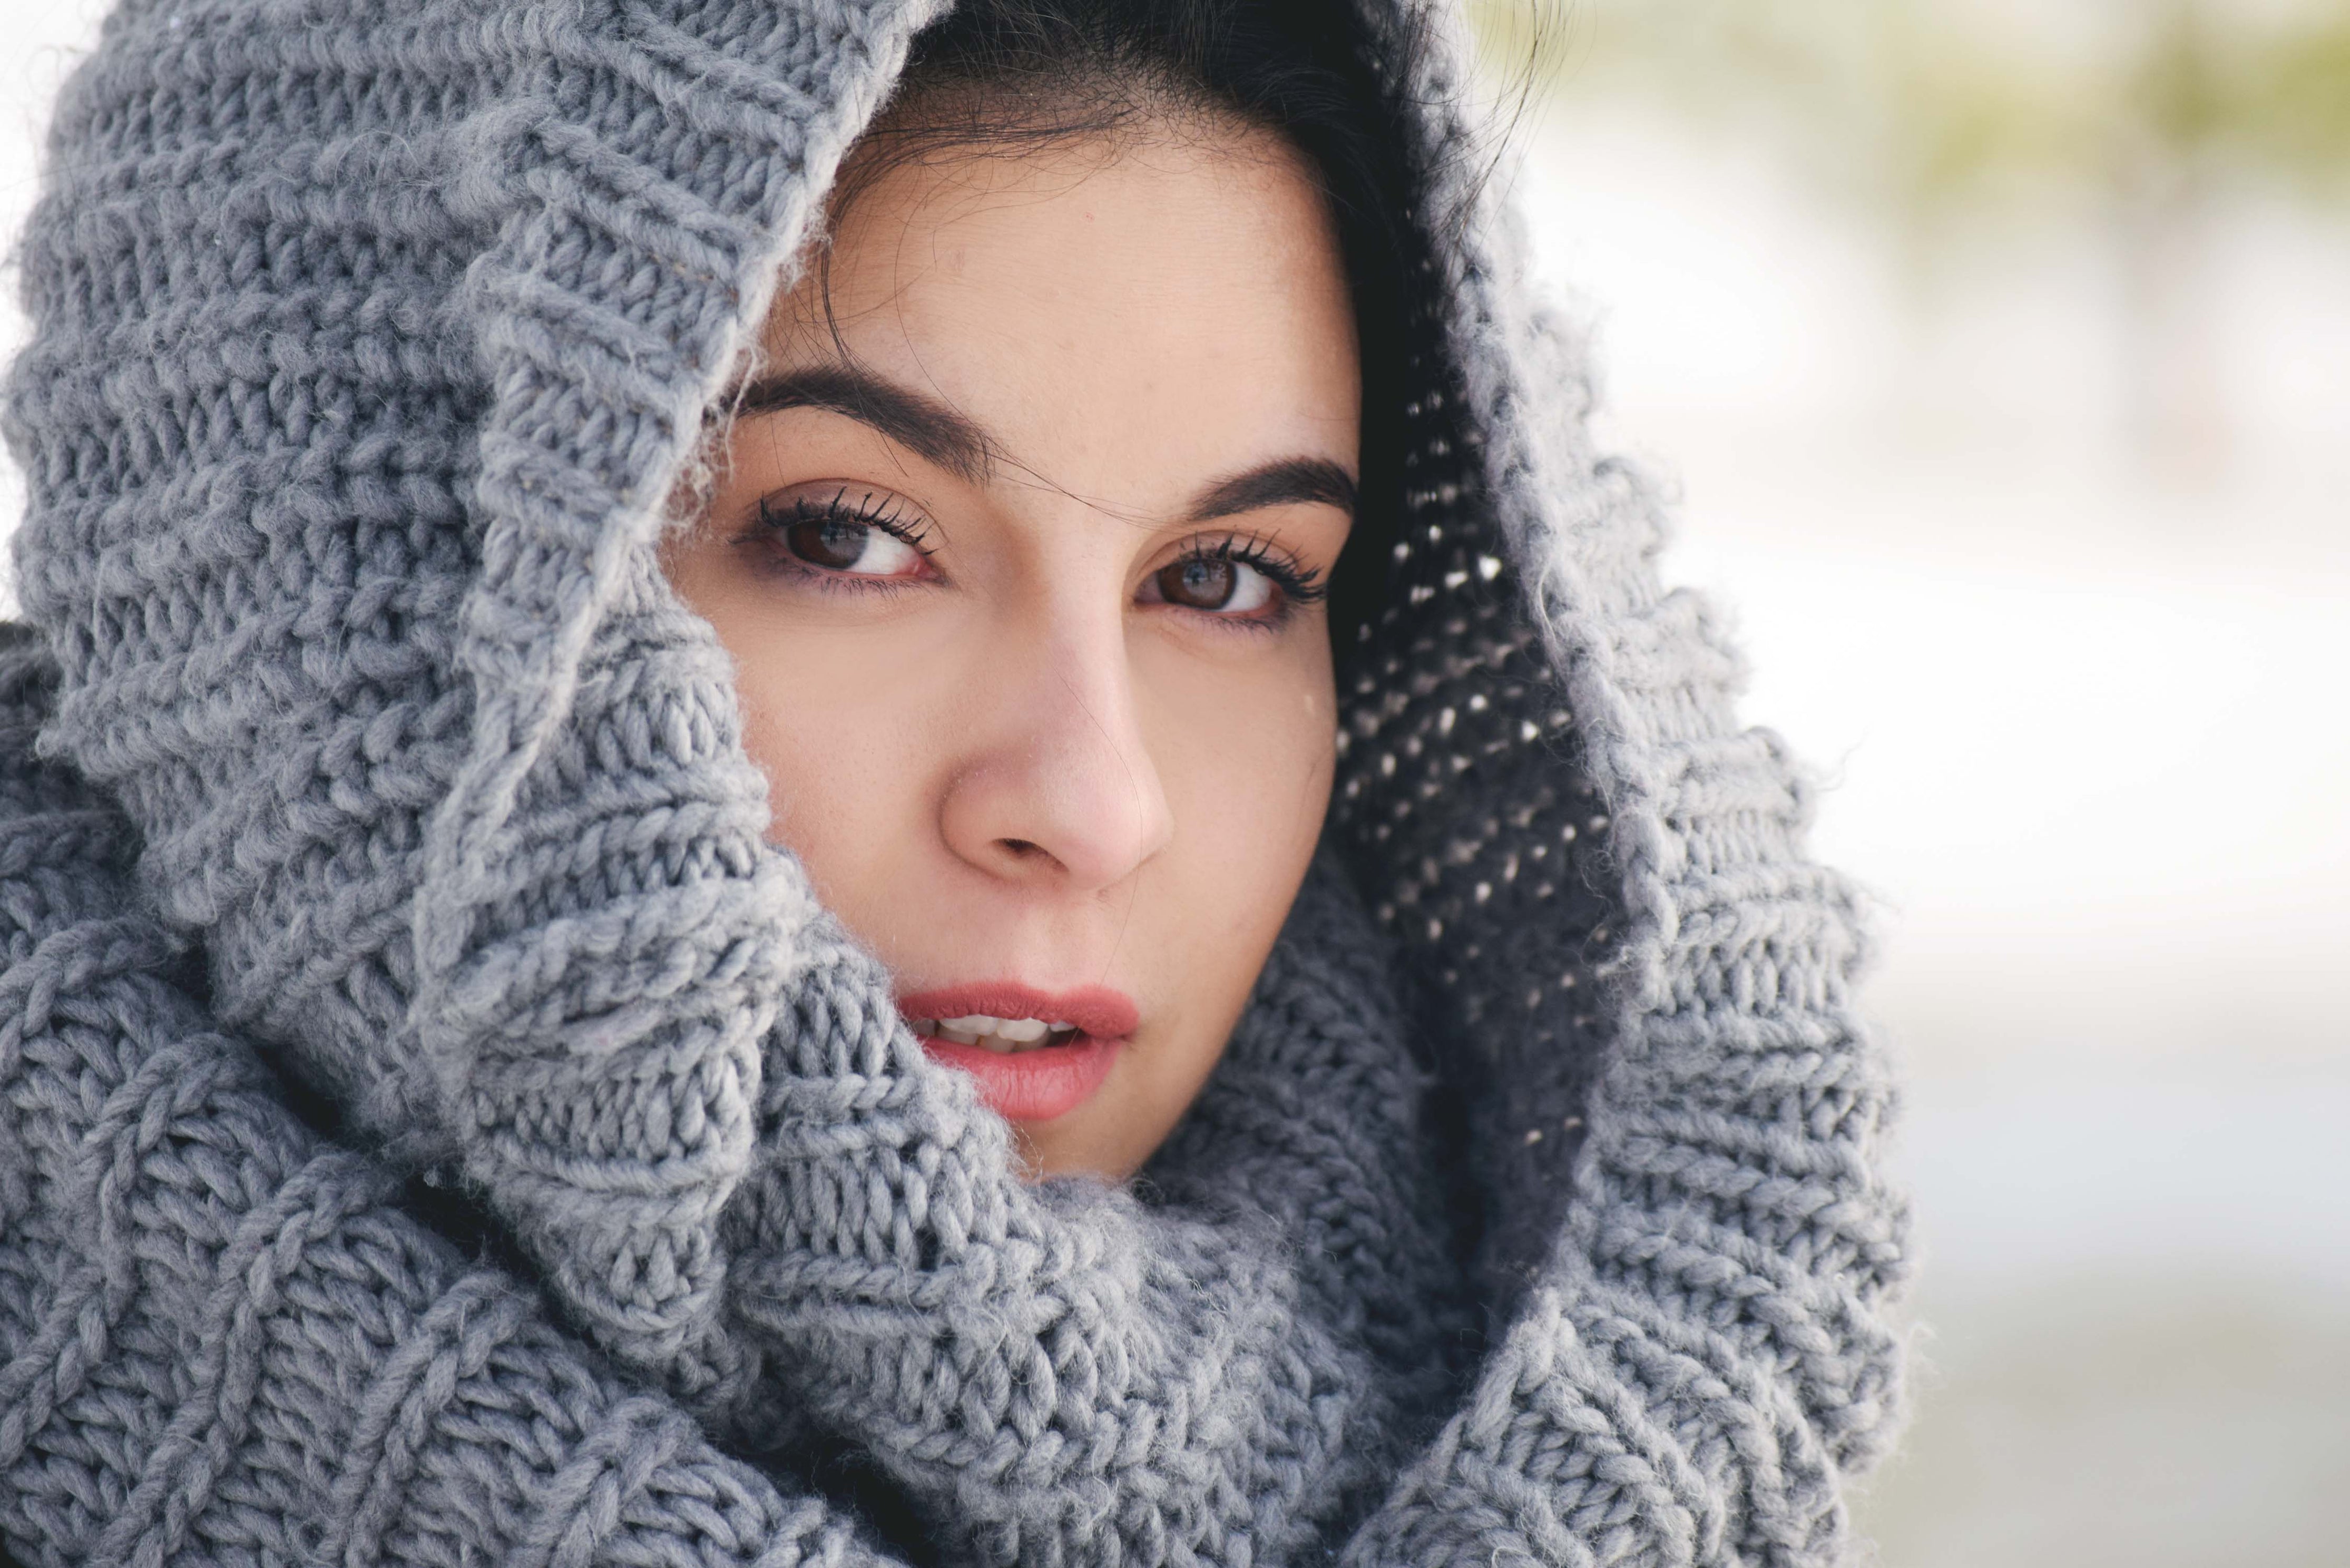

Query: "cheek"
left=698, top=603, right=946, bottom=901
left=1143, top=644, right=1338, bottom=983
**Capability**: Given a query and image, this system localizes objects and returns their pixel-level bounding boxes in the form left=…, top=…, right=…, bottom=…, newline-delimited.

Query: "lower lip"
left=915, top=1032, right=1122, bottom=1122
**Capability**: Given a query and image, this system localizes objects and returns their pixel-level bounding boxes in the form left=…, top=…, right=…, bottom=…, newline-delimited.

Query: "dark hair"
left=825, top=0, right=1422, bottom=658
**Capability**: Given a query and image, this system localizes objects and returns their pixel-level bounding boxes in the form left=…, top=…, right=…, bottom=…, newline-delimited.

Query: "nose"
left=938, top=616, right=1174, bottom=894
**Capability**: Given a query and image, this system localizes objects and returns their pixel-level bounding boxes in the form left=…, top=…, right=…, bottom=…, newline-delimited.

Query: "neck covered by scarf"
left=0, top=2, right=1910, bottom=1565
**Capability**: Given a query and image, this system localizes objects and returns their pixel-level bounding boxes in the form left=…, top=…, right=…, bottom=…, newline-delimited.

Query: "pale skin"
left=662, top=109, right=1357, bottom=1180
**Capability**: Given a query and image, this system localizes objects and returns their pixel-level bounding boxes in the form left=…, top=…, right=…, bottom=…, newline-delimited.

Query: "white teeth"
left=915, top=1012, right=1075, bottom=1053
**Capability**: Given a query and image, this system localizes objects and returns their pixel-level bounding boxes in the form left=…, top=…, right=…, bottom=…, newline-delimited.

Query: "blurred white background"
left=1470, top=3, right=2350, bottom=1564
left=5, top=3, right=2346, bottom=1564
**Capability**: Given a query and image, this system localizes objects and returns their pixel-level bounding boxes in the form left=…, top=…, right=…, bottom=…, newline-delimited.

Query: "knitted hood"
left=0, top=1, right=1909, bottom=1564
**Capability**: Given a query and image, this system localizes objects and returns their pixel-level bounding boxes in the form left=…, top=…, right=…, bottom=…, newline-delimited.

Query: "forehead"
left=764, top=123, right=1362, bottom=494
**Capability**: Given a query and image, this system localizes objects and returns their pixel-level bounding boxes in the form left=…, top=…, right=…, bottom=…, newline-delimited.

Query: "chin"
left=1011, top=1111, right=1141, bottom=1184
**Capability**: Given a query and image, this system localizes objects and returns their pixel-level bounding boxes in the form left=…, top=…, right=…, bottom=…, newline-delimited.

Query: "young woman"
left=0, top=2, right=1910, bottom=1565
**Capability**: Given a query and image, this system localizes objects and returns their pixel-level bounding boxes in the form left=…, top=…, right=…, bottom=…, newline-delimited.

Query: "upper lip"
left=895, top=982, right=1139, bottom=1040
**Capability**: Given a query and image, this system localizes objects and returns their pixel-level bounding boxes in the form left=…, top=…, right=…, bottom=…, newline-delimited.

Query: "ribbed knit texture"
left=0, top=1, right=1911, bottom=1564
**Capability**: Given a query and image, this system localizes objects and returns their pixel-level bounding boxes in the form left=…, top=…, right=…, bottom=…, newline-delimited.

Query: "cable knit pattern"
left=0, top=0, right=1909, bottom=1564
left=0, top=640, right=886, bottom=1568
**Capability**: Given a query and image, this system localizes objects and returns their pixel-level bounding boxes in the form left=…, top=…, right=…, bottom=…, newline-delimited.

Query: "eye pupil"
left=1162, top=557, right=1236, bottom=610
left=789, top=517, right=868, bottom=569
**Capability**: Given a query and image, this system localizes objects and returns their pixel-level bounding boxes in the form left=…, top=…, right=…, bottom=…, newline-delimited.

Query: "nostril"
left=1001, top=838, right=1041, bottom=857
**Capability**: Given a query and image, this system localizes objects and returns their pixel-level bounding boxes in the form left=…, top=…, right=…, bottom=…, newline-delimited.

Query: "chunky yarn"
left=0, top=0, right=1911, bottom=1564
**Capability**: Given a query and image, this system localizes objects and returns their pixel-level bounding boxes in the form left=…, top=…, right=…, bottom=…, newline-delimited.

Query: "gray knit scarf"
left=0, top=1, right=1910, bottom=1564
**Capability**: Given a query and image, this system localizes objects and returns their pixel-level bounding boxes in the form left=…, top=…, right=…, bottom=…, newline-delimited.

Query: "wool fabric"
left=0, top=0, right=1912, bottom=1564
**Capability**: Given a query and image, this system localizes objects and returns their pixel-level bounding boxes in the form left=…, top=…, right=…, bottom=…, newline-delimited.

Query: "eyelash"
left=743, top=488, right=1327, bottom=623
left=1167, top=533, right=1328, bottom=629
left=748, top=487, right=938, bottom=590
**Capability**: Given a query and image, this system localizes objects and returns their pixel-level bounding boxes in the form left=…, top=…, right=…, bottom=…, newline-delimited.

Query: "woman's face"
left=662, top=116, right=1358, bottom=1180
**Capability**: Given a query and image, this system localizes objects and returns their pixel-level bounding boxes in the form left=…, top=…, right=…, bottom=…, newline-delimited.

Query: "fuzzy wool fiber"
left=0, top=1, right=1911, bottom=1564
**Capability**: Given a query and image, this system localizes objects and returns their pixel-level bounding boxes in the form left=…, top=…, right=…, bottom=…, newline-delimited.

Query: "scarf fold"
left=0, top=1, right=1911, bottom=1564
left=0, top=639, right=887, bottom=1568
left=721, top=856, right=1475, bottom=1561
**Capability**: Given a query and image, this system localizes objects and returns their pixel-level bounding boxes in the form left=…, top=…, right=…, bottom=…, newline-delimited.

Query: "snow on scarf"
left=0, top=1, right=1909, bottom=1563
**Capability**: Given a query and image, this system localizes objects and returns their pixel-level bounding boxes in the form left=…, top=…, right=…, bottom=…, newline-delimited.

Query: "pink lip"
left=897, top=982, right=1137, bottom=1123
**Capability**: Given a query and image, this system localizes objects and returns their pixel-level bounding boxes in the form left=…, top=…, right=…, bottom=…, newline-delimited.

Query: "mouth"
left=907, top=1015, right=1084, bottom=1053
left=897, top=982, right=1136, bottom=1123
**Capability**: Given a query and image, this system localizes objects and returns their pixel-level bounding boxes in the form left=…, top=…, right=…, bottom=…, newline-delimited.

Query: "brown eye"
left=788, top=517, right=873, bottom=570
left=755, top=491, right=931, bottom=581
left=1157, top=556, right=1237, bottom=610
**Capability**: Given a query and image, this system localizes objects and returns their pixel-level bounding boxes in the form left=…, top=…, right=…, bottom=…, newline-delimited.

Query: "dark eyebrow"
left=1184, top=458, right=1357, bottom=525
left=731, top=364, right=995, bottom=484
left=730, top=364, right=1353, bottom=524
